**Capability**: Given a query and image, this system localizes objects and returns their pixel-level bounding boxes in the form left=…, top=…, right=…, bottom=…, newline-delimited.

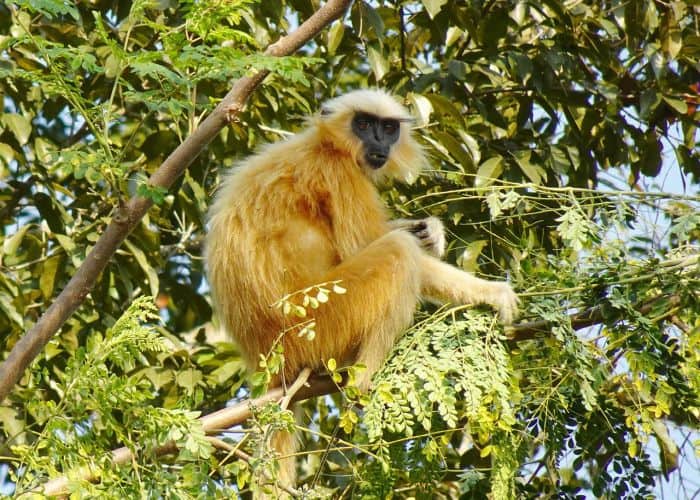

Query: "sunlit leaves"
left=136, top=182, right=169, bottom=205
left=421, top=0, right=447, bottom=19
left=360, top=309, right=519, bottom=494
left=367, top=46, right=389, bottom=82
left=14, top=0, right=79, bottom=20
left=273, top=280, right=347, bottom=342
left=1, top=114, right=32, bottom=146
left=9, top=298, right=219, bottom=495
left=555, top=205, right=600, bottom=252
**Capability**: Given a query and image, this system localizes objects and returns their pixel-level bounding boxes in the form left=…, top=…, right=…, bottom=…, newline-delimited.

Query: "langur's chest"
left=297, top=174, right=389, bottom=257
left=330, top=199, right=388, bottom=257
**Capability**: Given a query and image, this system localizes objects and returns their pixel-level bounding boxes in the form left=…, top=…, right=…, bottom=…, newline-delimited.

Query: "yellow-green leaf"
left=2, top=113, right=32, bottom=146
left=0, top=143, right=15, bottom=164
left=327, top=21, right=344, bottom=55
left=3, top=224, right=30, bottom=256
left=663, top=96, right=688, bottom=115
left=475, top=156, right=504, bottom=187
left=40, top=255, right=62, bottom=300
left=367, top=46, right=388, bottom=82
left=125, top=239, right=160, bottom=298
left=458, top=240, right=487, bottom=272
left=422, top=0, right=447, bottom=19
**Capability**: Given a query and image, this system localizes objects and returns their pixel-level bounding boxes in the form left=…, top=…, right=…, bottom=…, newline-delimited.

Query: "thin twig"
left=280, top=367, right=312, bottom=410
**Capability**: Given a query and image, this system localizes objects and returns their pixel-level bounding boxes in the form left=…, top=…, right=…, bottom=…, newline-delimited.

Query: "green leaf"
left=0, top=407, right=24, bottom=442
left=177, top=369, right=203, bottom=391
left=54, top=233, right=76, bottom=253
left=669, top=213, right=700, bottom=242
left=662, top=96, right=688, bottom=115
left=2, top=114, right=32, bottom=146
left=407, top=92, right=433, bottom=127
left=17, top=0, right=79, bottom=20
left=327, top=21, right=344, bottom=55
left=125, top=239, right=160, bottom=298
left=137, top=182, right=169, bottom=204
left=367, top=46, right=388, bottom=82
left=361, top=4, right=385, bottom=39
left=0, top=292, right=23, bottom=326
left=513, top=151, right=545, bottom=184
left=475, top=156, right=504, bottom=187
left=422, top=0, right=448, bottom=19
left=458, top=240, right=487, bottom=272
left=426, top=93, right=465, bottom=125
left=2, top=224, right=30, bottom=256
left=34, top=192, right=66, bottom=234
left=639, top=131, right=662, bottom=177
left=640, top=89, right=661, bottom=118
left=40, top=255, right=62, bottom=300
left=141, top=367, right=174, bottom=389
left=0, top=143, right=15, bottom=164
left=433, top=130, right=475, bottom=173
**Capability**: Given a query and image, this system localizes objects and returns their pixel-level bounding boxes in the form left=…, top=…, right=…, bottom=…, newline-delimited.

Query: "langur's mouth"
left=365, top=151, right=388, bottom=169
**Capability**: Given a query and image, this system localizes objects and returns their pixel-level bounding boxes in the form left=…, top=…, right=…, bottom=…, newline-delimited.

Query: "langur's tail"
left=273, top=429, right=298, bottom=489
left=253, top=425, right=298, bottom=499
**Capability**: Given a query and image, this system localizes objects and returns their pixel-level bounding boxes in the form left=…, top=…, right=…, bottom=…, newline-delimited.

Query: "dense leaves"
left=0, top=0, right=699, bottom=498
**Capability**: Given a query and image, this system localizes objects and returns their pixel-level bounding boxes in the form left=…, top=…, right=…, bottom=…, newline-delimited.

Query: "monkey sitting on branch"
left=205, top=89, right=518, bottom=489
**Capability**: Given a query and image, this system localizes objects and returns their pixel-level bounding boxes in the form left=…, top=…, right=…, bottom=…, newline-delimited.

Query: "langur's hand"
left=402, top=217, right=446, bottom=258
left=486, top=281, right=519, bottom=325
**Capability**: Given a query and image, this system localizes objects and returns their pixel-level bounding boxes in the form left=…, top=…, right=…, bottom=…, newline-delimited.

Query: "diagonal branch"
left=0, top=0, right=353, bottom=403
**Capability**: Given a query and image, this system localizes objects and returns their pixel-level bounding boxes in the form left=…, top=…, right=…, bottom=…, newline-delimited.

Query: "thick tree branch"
left=0, top=0, right=353, bottom=403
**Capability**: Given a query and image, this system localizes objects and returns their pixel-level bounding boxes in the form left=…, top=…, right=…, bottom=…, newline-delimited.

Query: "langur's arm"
left=419, top=254, right=519, bottom=324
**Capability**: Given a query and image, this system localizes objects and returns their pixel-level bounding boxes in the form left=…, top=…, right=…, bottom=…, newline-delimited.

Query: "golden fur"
left=205, top=89, right=518, bottom=491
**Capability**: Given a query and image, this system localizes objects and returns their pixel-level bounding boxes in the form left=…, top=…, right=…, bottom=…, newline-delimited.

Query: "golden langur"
left=205, top=89, right=518, bottom=489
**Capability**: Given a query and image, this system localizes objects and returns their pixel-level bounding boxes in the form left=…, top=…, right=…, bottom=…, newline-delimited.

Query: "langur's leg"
left=268, top=230, right=423, bottom=492
left=308, top=229, right=424, bottom=390
left=419, top=254, right=519, bottom=324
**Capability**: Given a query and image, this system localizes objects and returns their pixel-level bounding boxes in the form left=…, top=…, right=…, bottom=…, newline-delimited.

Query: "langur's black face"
left=351, top=112, right=401, bottom=169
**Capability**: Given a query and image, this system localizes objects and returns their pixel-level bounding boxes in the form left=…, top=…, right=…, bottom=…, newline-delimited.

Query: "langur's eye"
left=383, top=122, right=398, bottom=134
left=357, top=120, right=369, bottom=130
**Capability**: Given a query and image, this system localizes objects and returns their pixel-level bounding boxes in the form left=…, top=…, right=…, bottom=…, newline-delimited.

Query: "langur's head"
left=315, top=89, right=427, bottom=184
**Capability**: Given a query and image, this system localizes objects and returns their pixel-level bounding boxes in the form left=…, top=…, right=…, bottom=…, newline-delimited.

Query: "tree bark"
left=0, top=0, right=354, bottom=403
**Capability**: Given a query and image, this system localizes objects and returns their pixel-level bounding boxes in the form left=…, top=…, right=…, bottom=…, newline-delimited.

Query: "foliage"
left=297, top=187, right=699, bottom=498
left=358, top=309, right=520, bottom=498
left=1, top=0, right=699, bottom=498
left=8, top=297, right=220, bottom=497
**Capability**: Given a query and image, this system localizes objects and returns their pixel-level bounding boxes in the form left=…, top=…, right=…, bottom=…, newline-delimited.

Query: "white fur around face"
left=320, top=89, right=413, bottom=122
